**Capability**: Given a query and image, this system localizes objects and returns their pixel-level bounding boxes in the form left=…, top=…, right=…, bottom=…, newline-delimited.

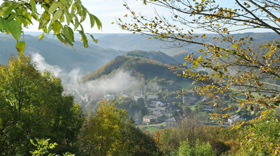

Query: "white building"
left=147, top=95, right=158, bottom=101
left=156, top=101, right=166, bottom=107
left=104, top=95, right=115, bottom=101
left=228, top=114, right=245, bottom=125
left=134, top=95, right=145, bottom=101
left=143, top=111, right=164, bottom=124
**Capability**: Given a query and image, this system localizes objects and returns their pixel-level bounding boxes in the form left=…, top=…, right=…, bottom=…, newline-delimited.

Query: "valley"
left=1, top=32, right=278, bottom=129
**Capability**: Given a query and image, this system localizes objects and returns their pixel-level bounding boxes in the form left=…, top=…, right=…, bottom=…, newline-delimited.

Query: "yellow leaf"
left=39, top=33, right=44, bottom=40
left=16, top=41, right=25, bottom=55
left=53, top=21, right=61, bottom=34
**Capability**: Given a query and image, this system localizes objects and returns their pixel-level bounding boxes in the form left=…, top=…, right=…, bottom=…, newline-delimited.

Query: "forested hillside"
left=81, top=55, right=183, bottom=82
left=124, top=50, right=177, bottom=64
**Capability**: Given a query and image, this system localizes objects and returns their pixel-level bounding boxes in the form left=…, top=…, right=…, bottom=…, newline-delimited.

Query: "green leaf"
left=89, top=14, right=102, bottom=30
left=74, top=18, right=79, bottom=30
left=51, top=10, right=62, bottom=24
left=62, top=25, right=74, bottom=42
left=30, top=0, right=36, bottom=14
left=89, top=14, right=95, bottom=28
left=71, top=3, right=77, bottom=16
left=56, top=34, right=66, bottom=44
left=67, top=27, right=74, bottom=42
left=61, top=33, right=74, bottom=46
left=42, top=26, right=47, bottom=33
left=231, top=44, right=237, bottom=48
left=4, top=3, right=17, bottom=18
left=60, top=14, right=65, bottom=23
left=7, top=12, right=17, bottom=22
left=192, top=71, right=197, bottom=77
left=43, top=12, right=50, bottom=21
left=47, top=24, right=53, bottom=35
left=80, top=6, right=87, bottom=23
left=0, top=17, right=8, bottom=32
left=53, top=21, right=62, bottom=34
left=49, top=2, right=60, bottom=15
left=7, top=19, right=22, bottom=41
left=88, top=34, right=98, bottom=43
left=22, top=14, right=33, bottom=25
left=65, top=13, right=71, bottom=25
left=39, top=33, right=44, bottom=40
left=16, top=41, right=25, bottom=55
left=79, top=30, right=88, bottom=48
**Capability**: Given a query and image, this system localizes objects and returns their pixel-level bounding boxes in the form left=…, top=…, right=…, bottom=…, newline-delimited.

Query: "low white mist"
left=31, top=53, right=140, bottom=101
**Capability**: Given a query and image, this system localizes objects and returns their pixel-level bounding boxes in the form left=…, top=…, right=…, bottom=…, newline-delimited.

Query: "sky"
left=0, top=0, right=275, bottom=34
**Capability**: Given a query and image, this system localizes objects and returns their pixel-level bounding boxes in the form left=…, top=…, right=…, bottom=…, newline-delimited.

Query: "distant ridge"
left=0, top=34, right=126, bottom=74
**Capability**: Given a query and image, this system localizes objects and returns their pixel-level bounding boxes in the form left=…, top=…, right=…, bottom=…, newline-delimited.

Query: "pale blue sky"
left=0, top=0, right=274, bottom=33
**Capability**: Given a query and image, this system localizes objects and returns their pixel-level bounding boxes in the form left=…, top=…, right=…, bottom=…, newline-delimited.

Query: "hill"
left=81, top=55, right=184, bottom=82
left=96, top=32, right=280, bottom=56
left=124, top=50, right=177, bottom=64
left=172, top=52, right=199, bottom=64
left=0, top=34, right=126, bottom=74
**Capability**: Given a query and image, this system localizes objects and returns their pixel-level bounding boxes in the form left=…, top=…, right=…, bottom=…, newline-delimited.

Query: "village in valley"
left=76, top=89, right=249, bottom=133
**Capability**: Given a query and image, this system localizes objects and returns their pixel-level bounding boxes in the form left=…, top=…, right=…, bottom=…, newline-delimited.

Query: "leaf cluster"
left=0, top=0, right=101, bottom=54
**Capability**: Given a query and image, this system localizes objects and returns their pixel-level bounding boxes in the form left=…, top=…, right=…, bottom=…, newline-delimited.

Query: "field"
left=176, top=81, right=195, bottom=90
left=139, top=125, right=161, bottom=134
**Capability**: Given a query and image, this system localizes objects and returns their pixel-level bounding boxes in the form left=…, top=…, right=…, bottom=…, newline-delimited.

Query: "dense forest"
left=81, top=55, right=184, bottom=82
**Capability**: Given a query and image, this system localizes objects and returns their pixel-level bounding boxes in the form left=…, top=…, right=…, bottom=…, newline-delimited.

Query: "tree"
left=176, top=139, right=216, bottom=156
left=122, top=123, right=162, bottom=156
left=78, top=101, right=128, bottom=156
left=30, top=139, right=74, bottom=156
left=148, top=109, right=154, bottom=115
left=0, top=55, right=84, bottom=155
left=172, top=110, right=179, bottom=117
left=183, top=106, right=192, bottom=116
left=239, top=110, right=280, bottom=155
left=195, top=101, right=204, bottom=112
left=136, top=97, right=145, bottom=107
left=119, top=0, right=280, bottom=125
left=0, top=0, right=102, bottom=54
left=119, top=1, right=280, bottom=154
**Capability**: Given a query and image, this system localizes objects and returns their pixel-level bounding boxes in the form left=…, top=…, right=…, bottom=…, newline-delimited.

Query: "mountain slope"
left=0, top=34, right=126, bottom=73
left=124, top=50, right=177, bottom=64
left=96, top=32, right=280, bottom=56
left=81, top=55, right=183, bottom=82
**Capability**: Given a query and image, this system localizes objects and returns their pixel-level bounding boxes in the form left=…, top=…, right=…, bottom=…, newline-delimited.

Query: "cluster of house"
left=143, top=95, right=184, bottom=128
left=99, top=92, right=246, bottom=128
